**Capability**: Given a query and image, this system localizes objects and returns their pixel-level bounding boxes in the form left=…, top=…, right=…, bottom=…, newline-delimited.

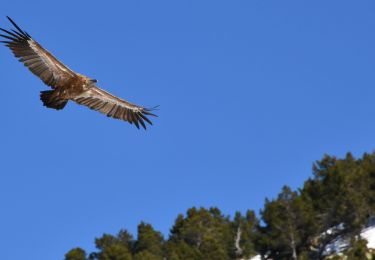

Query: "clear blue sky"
left=1, top=1, right=375, bottom=259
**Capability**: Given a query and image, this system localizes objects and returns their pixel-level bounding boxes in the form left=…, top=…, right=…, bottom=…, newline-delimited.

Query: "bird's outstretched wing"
left=73, top=86, right=157, bottom=129
left=0, top=16, right=75, bottom=88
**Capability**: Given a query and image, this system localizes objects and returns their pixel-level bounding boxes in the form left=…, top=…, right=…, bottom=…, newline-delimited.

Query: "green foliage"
left=232, top=210, right=258, bottom=258
left=95, top=244, right=132, bottom=260
left=304, top=153, right=373, bottom=233
left=95, top=230, right=133, bottom=252
left=90, top=230, right=133, bottom=260
left=133, top=250, right=163, bottom=260
left=257, top=186, right=315, bottom=259
left=345, top=238, right=369, bottom=259
left=165, top=241, right=200, bottom=260
left=134, top=222, right=164, bottom=258
left=65, top=247, right=87, bottom=260
left=301, top=153, right=375, bottom=258
left=64, top=152, right=375, bottom=260
left=169, top=207, right=234, bottom=260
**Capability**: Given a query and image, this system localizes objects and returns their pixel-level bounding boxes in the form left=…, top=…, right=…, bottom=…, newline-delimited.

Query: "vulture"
left=0, top=16, right=157, bottom=129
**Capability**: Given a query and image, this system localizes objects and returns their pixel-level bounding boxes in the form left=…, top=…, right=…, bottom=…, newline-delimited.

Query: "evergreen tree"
left=232, top=210, right=258, bottom=259
left=257, top=186, right=315, bottom=259
left=65, top=247, right=87, bottom=260
left=94, top=244, right=132, bottom=260
left=90, top=230, right=134, bottom=260
left=133, top=250, right=163, bottom=260
left=301, top=153, right=375, bottom=257
left=307, top=153, right=372, bottom=232
left=95, top=230, right=134, bottom=252
left=63, top=152, right=375, bottom=260
left=345, top=238, right=369, bottom=259
left=168, top=207, right=233, bottom=260
left=165, top=240, right=200, bottom=260
left=133, top=222, right=164, bottom=259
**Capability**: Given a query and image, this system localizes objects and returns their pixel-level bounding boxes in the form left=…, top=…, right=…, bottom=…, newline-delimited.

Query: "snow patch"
left=324, top=220, right=375, bottom=255
left=361, top=225, right=375, bottom=249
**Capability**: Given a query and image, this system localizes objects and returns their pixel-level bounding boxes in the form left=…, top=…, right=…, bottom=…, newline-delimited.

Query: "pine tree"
left=165, top=240, right=200, bottom=260
left=94, top=244, right=132, bottom=260
left=133, top=222, right=164, bottom=259
left=345, top=238, right=369, bottom=259
left=63, top=152, right=375, bottom=260
left=168, top=207, right=233, bottom=260
left=133, top=250, right=163, bottom=260
left=301, top=153, right=375, bottom=257
left=232, top=210, right=258, bottom=259
left=90, top=230, right=134, bottom=260
left=258, top=186, right=315, bottom=259
left=65, top=247, right=87, bottom=260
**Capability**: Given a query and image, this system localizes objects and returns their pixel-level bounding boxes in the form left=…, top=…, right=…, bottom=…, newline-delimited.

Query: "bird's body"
left=0, top=17, right=157, bottom=129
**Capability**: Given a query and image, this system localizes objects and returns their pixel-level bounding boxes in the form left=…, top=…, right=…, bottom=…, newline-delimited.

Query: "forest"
left=65, top=152, right=375, bottom=260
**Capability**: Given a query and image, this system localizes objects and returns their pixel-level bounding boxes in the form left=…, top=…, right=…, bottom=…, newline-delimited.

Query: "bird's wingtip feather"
left=6, top=16, right=27, bottom=37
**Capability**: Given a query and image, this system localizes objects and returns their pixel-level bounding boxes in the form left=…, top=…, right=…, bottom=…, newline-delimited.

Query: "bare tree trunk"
left=235, top=226, right=243, bottom=257
left=290, top=232, right=298, bottom=260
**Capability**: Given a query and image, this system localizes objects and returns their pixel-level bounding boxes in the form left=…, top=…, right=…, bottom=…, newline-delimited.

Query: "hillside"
left=65, top=152, right=375, bottom=260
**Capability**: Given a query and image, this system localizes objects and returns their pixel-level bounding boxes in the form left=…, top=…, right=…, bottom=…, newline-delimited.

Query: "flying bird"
left=0, top=16, right=157, bottom=129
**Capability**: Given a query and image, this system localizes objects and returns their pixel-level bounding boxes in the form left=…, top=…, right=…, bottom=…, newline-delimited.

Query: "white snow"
left=324, top=235, right=349, bottom=256
left=324, top=218, right=375, bottom=256
left=361, top=224, right=375, bottom=249
left=248, top=219, right=375, bottom=259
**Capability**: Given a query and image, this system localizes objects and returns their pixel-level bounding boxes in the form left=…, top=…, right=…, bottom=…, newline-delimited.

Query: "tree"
left=301, top=153, right=375, bottom=257
left=165, top=240, right=200, bottom=260
left=257, top=186, right=315, bottom=259
left=65, top=247, right=87, bottom=260
left=133, top=250, right=163, bottom=260
left=232, top=210, right=258, bottom=259
left=89, top=230, right=134, bottom=260
left=339, top=237, right=370, bottom=260
left=63, top=152, right=375, bottom=260
left=168, top=207, right=233, bottom=260
left=95, top=230, right=134, bottom=251
left=133, top=222, right=164, bottom=259
left=95, top=244, right=132, bottom=260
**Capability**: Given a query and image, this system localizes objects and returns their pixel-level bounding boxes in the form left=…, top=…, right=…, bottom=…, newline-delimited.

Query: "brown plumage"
left=0, top=16, right=157, bottom=129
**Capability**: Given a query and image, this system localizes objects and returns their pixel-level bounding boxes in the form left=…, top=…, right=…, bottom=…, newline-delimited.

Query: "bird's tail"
left=40, top=90, right=68, bottom=110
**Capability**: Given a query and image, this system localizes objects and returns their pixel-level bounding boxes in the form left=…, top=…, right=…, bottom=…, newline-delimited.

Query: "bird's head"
left=84, top=77, right=98, bottom=86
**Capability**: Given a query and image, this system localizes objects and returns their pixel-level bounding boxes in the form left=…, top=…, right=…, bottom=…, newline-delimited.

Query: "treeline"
left=65, top=152, right=375, bottom=260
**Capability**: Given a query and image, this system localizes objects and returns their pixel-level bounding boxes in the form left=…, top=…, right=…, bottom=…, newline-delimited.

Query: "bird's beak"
left=90, top=79, right=98, bottom=83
